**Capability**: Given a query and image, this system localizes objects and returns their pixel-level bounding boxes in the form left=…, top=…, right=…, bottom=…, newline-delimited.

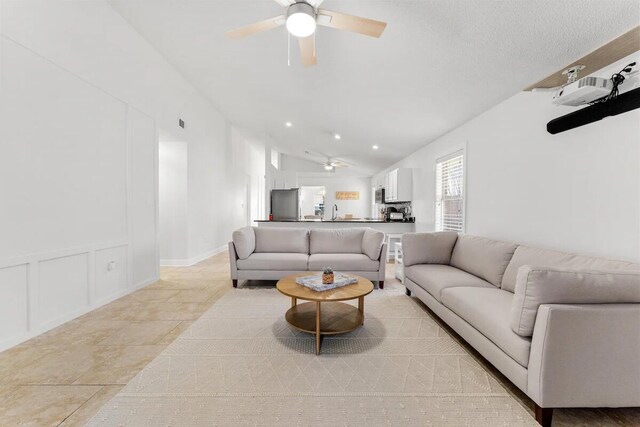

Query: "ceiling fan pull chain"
left=287, top=32, right=291, bottom=66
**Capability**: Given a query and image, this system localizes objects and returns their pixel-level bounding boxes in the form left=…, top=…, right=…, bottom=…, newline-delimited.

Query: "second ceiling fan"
left=226, top=0, right=387, bottom=67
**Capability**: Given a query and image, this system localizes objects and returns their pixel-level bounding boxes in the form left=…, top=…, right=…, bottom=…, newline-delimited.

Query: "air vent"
left=578, top=77, right=596, bottom=88
left=578, top=76, right=611, bottom=89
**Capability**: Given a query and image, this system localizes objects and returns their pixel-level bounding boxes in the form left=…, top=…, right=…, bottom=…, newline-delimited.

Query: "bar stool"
left=385, top=233, right=403, bottom=262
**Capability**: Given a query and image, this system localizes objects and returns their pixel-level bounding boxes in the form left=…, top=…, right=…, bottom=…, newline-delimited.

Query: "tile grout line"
left=55, top=385, right=104, bottom=427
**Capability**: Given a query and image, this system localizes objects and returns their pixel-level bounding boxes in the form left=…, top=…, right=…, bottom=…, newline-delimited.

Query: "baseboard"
left=131, top=275, right=159, bottom=290
left=160, top=245, right=227, bottom=267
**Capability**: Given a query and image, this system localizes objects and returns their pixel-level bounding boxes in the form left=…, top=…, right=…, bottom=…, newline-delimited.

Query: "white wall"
left=0, top=0, right=266, bottom=351
left=298, top=177, right=372, bottom=220
left=0, top=39, right=128, bottom=259
left=373, top=77, right=640, bottom=262
left=159, top=140, right=189, bottom=263
left=300, top=186, right=324, bottom=217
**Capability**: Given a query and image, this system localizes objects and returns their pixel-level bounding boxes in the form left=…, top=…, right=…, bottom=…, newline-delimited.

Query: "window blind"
left=435, top=151, right=464, bottom=232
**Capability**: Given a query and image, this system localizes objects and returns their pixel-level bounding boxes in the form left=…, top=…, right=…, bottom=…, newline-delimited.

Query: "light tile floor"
left=0, top=251, right=637, bottom=426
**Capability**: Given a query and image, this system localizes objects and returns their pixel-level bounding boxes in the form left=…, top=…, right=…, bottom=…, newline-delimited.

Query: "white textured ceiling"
left=109, top=0, right=639, bottom=175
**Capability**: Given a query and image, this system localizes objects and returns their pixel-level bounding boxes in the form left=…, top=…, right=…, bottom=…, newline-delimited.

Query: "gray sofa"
left=401, top=232, right=640, bottom=427
left=229, top=227, right=387, bottom=288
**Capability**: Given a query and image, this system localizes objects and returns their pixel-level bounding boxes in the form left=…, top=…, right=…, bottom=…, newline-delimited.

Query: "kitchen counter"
left=255, top=219, right=414, bottom=223
left=254, top=219, right=415, bottom=233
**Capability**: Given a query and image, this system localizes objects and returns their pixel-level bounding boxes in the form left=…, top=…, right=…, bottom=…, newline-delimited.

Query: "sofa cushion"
left=254, top=227, right=309, bottom=254
left=236, top=253, right=309, bottom=271
left=441, top=287, right=532, bottom=367
left=511, top=266, right=640, bottom=337
left=308, top=254, right=379, bottom=271
left=401, top=232, right=458, bottom=267
left=501, top=245, right=640, bottom=292
left=310, top=229, right=365, bottom=254
left=404, top=264, right=494, bottom=302
left=232, top=226, right=255, bottom=260
left=450, top=235, right=517, bottom=287
left=362, top=229, right=385, bottom=260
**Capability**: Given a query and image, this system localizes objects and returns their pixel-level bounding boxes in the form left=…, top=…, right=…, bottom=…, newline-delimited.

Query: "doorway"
left=300, top=186, right=326, bottom=219
left=158, top=131, right=188, bottom=264
left=245, top=174, right=252, bottom=227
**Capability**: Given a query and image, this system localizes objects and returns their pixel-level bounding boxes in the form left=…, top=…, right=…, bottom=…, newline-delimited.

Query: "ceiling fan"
left=304, top=150, right=349, bottom=171
left=226, top=0, right=387, bottom=67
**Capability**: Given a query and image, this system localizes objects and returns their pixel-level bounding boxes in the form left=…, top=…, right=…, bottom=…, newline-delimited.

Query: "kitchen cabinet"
left=384, top=168, right=412, bottom=202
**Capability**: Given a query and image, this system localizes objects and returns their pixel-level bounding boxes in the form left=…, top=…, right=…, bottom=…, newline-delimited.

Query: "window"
left=270, top=149, right=279, bottom=170
left=435, top=151, right=465, bottom=232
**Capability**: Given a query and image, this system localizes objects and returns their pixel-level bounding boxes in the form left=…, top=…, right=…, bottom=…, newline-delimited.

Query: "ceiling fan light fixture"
left=324, top=164, right=334, bottom=170
left=286, top=2, right=316, bottom=38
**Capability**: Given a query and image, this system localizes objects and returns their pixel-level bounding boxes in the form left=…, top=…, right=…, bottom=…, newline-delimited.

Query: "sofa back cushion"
left=232, top=226, right=256, bottom=260
left=510, top=266, right=640, bottom=337
left=254, top=227, right=309, bottom=254
left=310, top=228, right=365, bottom=254
left=362, top=229, right=385, bottom=260
left=501, top=245, right=640, bottom=292
left=402, top=232, right=458, bottom=267
left=449, top=235, right=517, bottom=287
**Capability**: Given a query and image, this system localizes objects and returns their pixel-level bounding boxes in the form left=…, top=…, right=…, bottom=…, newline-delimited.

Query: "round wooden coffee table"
left=276, top=273, right=374, bottom=355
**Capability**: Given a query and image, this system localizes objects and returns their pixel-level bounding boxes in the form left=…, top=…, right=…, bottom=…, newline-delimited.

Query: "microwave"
left=375, top=188, right=385, bottom=203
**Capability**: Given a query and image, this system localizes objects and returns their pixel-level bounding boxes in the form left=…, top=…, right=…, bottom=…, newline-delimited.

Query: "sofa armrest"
left=511, top=266, right=640, bottom=336
left=400, top=232, right=458, bottom=267
left=228, top=241, right=239, bottom=280
left=527, top=303, right=640, bottom=408
left=232, top=226, right=255, bottom=259
left=378, top=243, right=388, bottom=282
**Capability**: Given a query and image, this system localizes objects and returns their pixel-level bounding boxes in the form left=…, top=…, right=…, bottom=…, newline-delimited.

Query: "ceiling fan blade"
left=226, top=15, right=285, bottom=40
left=305, top=150, right=332, bottom=163
left=271, top=0, right=294, bottom=6
left=306, top=0, right=326, bottom=7
left=316, top=9, right=387, bottom=38
left=329, top=156, right=350, bottom=167
left=298, top=35, right=317, bottom=67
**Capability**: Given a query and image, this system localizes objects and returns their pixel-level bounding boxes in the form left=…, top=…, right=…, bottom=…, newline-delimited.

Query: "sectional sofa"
left=401, top=232, right=640, bottom=426
left=229, top=227, right=387, bottom=288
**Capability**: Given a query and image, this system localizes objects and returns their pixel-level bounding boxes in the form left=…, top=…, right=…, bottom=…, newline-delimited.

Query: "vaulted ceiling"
left=109, top=0, right=639, bottom=175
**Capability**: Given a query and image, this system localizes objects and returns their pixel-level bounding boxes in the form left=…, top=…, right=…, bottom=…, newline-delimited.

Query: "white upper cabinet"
left=384, top=168, right=412, bottom=202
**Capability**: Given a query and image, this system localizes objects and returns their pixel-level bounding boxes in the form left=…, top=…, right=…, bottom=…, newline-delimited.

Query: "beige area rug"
left=87, top=287, right=537, bottom=426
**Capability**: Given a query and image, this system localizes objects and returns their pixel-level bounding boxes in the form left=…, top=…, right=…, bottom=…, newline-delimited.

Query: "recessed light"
left=285, top=122, right=292, bottom=127
left=372, top=145, right=379, bottom=150
left=334, top=133, right=341, bottom=140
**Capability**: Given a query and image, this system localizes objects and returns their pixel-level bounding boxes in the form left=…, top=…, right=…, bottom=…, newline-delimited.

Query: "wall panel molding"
left=0, top=240, right=157, bottom=352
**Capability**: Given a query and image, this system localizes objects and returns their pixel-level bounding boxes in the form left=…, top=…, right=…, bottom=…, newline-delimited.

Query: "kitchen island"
left=254, top=219, right=415, bottom=234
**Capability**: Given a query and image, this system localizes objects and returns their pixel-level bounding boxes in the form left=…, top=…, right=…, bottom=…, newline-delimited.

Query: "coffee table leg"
left=358, top=296, right=365, bottom=325
left=315, top=301, right=321, bottom=355
left=291, top=297, right=297, bottom=308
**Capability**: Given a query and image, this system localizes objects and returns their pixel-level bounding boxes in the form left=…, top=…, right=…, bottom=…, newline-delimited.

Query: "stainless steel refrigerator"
left=270, top=189, right=299, bottom=220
